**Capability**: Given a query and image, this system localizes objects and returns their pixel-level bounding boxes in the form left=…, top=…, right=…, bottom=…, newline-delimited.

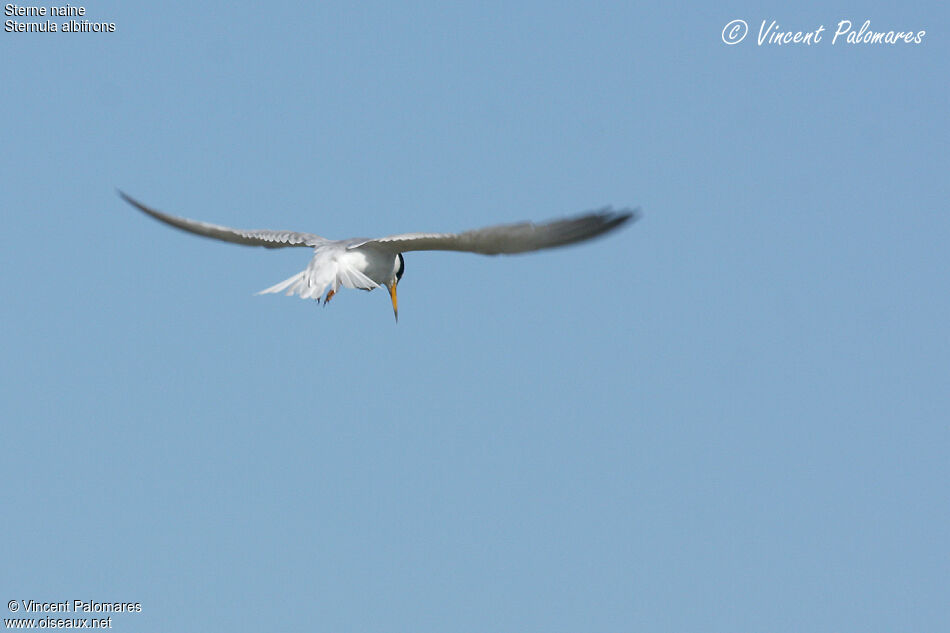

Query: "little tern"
left=119, top=191, right=639, bottom=321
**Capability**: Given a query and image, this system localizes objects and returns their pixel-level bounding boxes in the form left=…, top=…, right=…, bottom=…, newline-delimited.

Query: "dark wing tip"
left=523, top=205, right=641, bottom=252
left=582, top=206, right=642, bottom=239
left=116, top=189, right=151, bottom=215
left=596, top=206, right=641, bottom=227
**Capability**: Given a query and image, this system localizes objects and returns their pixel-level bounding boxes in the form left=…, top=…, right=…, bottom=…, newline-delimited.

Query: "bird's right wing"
left=119, top=191, right=325, bottom=248
left=354, top=207, right=638, bottom=255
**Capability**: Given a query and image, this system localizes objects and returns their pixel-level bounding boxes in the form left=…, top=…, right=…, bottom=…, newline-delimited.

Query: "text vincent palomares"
left=16, top=600, right=142, bottom=614
left=760, top=19, right=925, bottom=45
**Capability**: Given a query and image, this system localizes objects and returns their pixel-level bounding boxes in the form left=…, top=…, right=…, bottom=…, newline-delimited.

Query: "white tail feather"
left=257, top=271, right=306, bottom=296
left=256, top=248, right=384, bottom=302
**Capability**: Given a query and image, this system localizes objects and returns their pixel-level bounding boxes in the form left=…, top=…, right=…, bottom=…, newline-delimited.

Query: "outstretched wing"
left=353, top=208, right=638, bottom=255
left=118, top=191, right=325, bottom=248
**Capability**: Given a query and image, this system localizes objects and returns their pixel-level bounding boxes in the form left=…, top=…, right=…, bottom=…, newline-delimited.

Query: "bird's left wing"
left=119, top=191, right=325, bottom=248
left=352, top=207, right=638, bottom=255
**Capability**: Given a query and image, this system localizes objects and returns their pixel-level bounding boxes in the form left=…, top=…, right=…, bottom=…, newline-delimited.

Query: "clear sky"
left=2, top=1, right=947, bottom=631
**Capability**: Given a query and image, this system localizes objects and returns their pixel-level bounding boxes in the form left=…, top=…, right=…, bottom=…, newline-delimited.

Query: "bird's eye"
left=396, top=253, right=405, bottom=282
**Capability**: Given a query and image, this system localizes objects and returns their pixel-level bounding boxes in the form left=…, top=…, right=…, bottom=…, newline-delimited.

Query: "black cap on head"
left=395, top=253, right=405, bottom=282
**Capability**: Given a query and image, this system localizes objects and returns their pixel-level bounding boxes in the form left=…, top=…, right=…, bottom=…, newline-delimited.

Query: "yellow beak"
left=388, top=282, right=398, bottom=322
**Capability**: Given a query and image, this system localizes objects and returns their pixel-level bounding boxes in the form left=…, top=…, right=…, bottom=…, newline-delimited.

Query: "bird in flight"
left=119, top=191, right=639, bottom=321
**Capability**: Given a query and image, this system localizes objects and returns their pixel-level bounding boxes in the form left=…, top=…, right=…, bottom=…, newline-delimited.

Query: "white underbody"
left=257, top=244, right=397, bottom=301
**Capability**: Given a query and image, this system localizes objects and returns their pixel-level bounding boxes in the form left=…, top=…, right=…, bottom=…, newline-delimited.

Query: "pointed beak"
left=388, top=282, right=399, bottom=322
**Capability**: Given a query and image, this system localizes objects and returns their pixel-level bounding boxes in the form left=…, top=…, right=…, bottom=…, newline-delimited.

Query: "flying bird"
left=119, top=191, right=639, bottom=321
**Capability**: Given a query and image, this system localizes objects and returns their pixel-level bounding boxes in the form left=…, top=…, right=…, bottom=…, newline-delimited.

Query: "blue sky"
left=2, top=1, right=947, bottom=631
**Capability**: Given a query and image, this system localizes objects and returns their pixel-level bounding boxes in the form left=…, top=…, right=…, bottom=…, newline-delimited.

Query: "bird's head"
left=387, top=253, right=405, bottom=322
